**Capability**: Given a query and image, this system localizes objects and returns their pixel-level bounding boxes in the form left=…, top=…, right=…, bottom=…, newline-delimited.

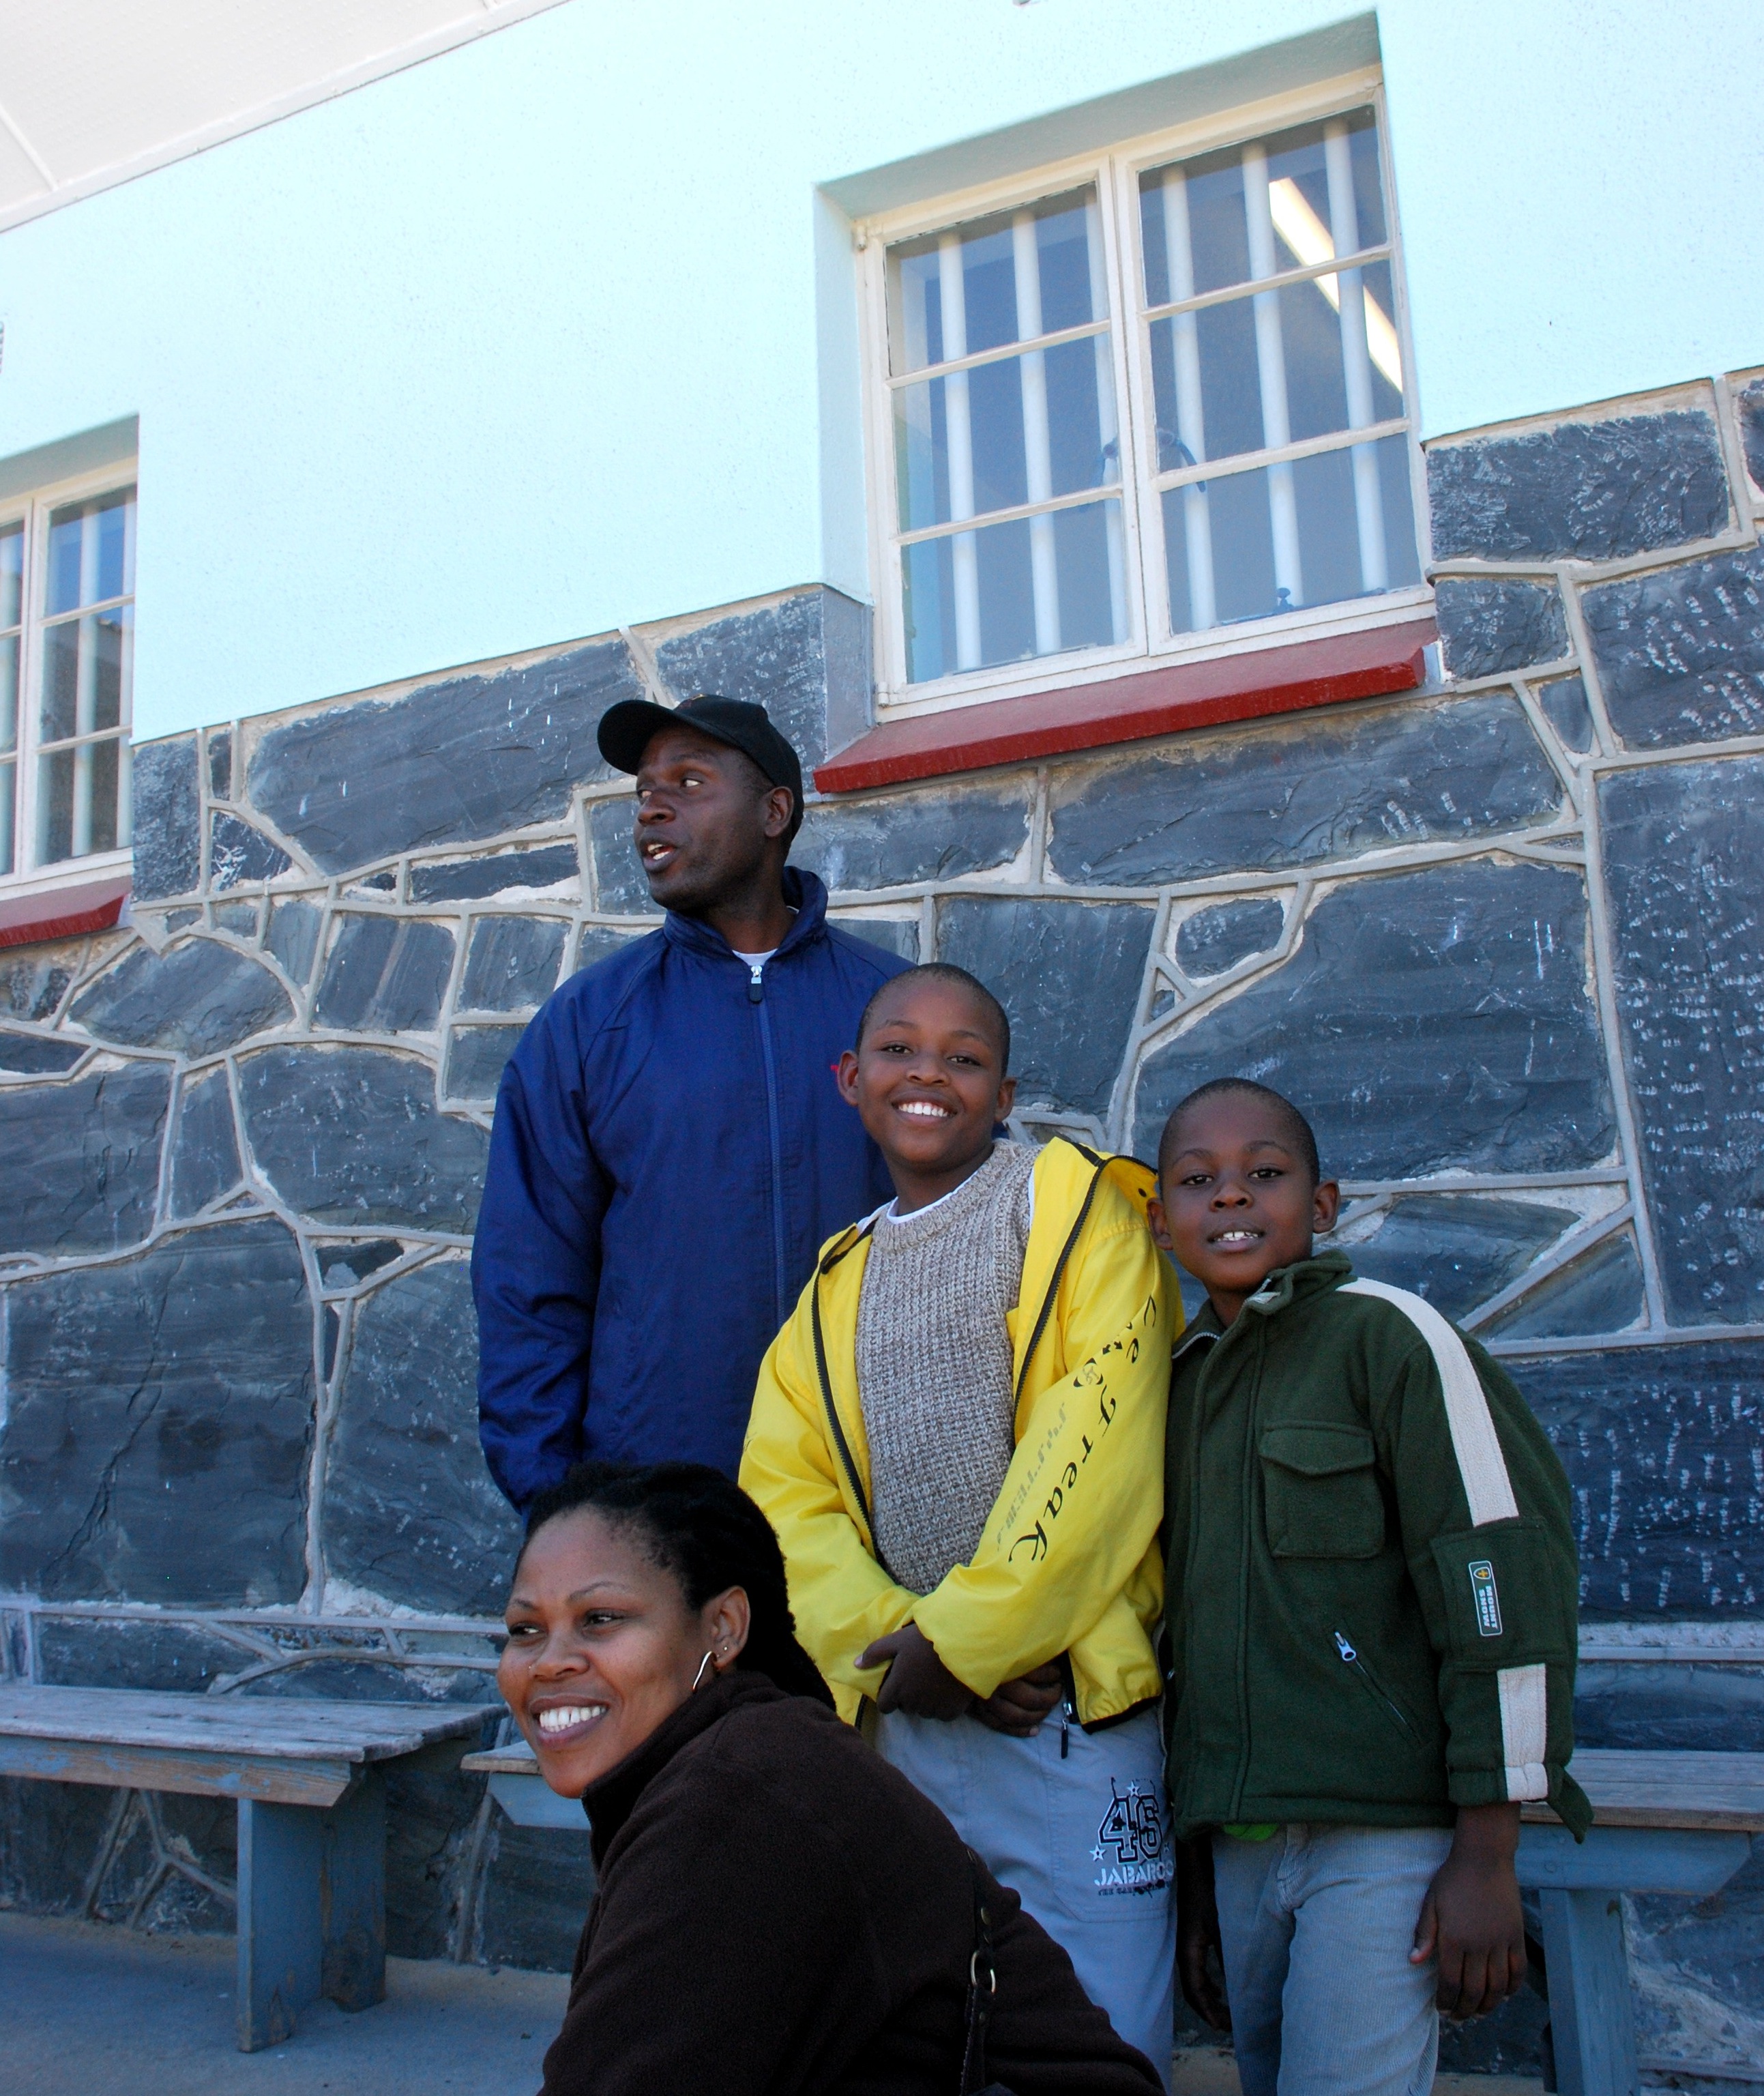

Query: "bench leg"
left=236, top=1798, right=324, bottom=2051
left=321, top=1768, right=386, bottom=2012
left=1538, top=1887, right=1639, bottom=2096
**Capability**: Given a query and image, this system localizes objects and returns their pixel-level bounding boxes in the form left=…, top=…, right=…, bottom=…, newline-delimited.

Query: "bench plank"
left=0, top=1734, right=358, bottom=1807
left=1518, top=1749, right=1764, bottom=1831
left=0, top=1687, right=489, bottom=1761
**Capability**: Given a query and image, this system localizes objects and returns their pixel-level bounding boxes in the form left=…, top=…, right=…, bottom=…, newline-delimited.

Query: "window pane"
left=1138, top=107, right=1383, bottom=307
left=41, top=605, right=132, bottom=742
left=902, top=497, right=1126, bottom=682
left=36, top=733, right=125, bottom=866
left=887, top=186, right=1103, bottom=375
left=1160, top=433, right=1417, bottom=635
left=0, top=632, right=16, bottom=755
left=0, top=758, right=13, bottom=876
left=894, top=336, right=1119, bottom=529
left=46, top=486, right=135, bottom=616
left=0, top=521, right=20, bottom=630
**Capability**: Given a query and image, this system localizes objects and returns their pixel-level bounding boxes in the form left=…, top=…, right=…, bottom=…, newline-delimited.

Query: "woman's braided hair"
left=518, top=1459, right=834, bottom=1708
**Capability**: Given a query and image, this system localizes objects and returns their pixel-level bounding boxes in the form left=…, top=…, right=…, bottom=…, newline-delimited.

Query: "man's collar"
left=662, top=865, right=828, bottom=959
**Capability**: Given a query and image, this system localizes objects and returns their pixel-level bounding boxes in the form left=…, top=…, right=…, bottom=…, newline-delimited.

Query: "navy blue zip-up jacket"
left=473, top=869, right=907, bottom=1508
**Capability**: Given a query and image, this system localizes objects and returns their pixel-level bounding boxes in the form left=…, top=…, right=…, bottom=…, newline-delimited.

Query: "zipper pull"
left=1334, top=1631, right=1357, bottom=1664
left=1060, top=1689, right=1075, bottom=1760
left=748, top=961, right=764, bottom=1005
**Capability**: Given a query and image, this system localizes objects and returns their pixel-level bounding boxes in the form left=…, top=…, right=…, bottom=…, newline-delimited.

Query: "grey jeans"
left=1211, top=1822, right=1454, bottom=2096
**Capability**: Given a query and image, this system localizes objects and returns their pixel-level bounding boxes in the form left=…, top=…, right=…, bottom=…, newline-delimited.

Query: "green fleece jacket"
left=1162, top=1252, right=1589, bottom=1840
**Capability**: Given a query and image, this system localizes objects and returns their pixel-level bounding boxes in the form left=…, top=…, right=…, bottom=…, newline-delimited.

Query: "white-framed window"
left=0, top=469, right=136, bottom=881
left=857, top=74, right=1428, bottom=711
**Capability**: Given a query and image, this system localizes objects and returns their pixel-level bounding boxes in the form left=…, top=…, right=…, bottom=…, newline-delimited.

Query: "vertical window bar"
left=1325, top=117, right=1389, bottom=592
left=936, top=232, right=982, bottom=671
left=1241, top=142, right=1304, bottom=609
left=71, top=506, right=101, bottom=856
left=1085, top=193, right=1128, bottom=643
left=1011, top=210, right=1061, bottom=658
left=1158, top=166, right=1217, bottom=628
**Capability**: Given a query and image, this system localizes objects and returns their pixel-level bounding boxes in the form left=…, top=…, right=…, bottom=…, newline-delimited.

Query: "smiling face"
left=836, top=974, right=1016, bottom=1213
left=1148, top=1088, right=1339, bottom=1324
left=632, top=724, right=793, bottom=915
left=497, top=1507, right=750, bottom=1797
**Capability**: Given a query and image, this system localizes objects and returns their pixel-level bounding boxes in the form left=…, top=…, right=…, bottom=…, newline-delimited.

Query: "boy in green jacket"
left=1147, top=1077, right=1587, bottom=2096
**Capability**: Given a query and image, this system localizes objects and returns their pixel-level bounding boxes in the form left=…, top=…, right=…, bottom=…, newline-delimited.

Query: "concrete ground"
left=0, top=1912, right=1547, bottom=2096
left=0, top=1913, right=569, bottom=2096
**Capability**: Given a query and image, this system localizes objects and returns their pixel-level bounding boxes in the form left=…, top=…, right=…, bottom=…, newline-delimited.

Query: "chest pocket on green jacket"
left=1260, top=1423, right=1385, bottom=1559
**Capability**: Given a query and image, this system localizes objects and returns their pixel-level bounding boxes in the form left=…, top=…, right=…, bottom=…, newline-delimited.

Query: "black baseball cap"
left=597, top=694, right=804, bottom=842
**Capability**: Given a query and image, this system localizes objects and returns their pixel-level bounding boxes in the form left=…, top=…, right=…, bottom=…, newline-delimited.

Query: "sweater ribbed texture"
left=855, top=1141, right=1036, bottom=1595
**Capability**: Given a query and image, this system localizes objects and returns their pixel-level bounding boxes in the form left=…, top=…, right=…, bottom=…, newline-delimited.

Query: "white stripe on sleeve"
left=1340, top=1277, right=1519, bottom=1526
left=1497, top=1663, right=1550, bottom=1799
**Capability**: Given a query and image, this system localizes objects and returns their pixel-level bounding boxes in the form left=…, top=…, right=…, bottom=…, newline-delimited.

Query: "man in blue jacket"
left=473, top=695, right=908, bottom=1508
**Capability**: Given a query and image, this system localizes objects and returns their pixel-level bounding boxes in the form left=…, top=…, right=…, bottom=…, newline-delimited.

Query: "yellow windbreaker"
left=740, top=1137, right=1180, bottom=1730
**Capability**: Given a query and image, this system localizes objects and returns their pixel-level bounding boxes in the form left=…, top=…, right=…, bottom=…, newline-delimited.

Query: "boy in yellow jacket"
left=741, top=963, right=1179, bottom=2080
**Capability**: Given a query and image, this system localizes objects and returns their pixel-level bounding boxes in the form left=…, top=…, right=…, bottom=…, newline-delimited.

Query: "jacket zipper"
left=749, top=960, right=789, bottom=1326
left=1333, top=1630, right=1420, bottom=1744
left=1229, top=1327, right=1261, bottom=1822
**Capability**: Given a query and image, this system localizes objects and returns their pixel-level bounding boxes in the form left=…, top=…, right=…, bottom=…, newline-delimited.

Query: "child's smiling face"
left=1149, top=1090, right=1340, bottom=1323
left=837, top=976, right=1016, bottom=1212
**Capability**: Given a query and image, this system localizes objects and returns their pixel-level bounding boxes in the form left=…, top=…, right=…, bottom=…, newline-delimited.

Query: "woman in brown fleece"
left=498, top=1458, right=1164, bottom=2096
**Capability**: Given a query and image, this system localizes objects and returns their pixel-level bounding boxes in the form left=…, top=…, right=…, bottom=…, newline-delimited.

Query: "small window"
left=0, top=476, right=136, bottom=879
left=862, top=85, right=1425, bottom=705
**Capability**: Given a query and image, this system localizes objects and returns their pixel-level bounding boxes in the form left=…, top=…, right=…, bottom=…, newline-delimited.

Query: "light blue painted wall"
left=0, top=0, right=1758, bottom=739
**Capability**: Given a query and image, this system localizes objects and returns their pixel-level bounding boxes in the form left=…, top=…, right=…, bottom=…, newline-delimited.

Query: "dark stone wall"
left=3, top=378, right=1763, bottom=2064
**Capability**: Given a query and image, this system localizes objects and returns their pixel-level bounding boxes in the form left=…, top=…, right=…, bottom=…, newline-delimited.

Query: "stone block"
left=35, top=1614, right=248, bottom=1692
left=246, top=638, right=644, bottom=875
left=131, top=736, right=202, bottom=901
left=0, top=1775, right=118, bottom=1912
left=1576, top=1660, right=1764, bottom=1753
left=1046, top=694, right=1561, bottom=887
left=1738, top=379, right=1764, bottom=491
left=0, top=1064, right=168, bottom=1255
left=832, top=916, right=920, bottom=963
left=0, top=954, right=72, bottom=1021
left=0, top=1220, right=314, bottom=1604
left=1133, top=861, right=1614, bottom=1178
left=459, top=916, right=567, bottom=1013
left=1175, top=898, right=1285, bottom=978
left=409, top=844, right=579, bottom=903
left=587, top=796, right=647, bottom=913
left=445, top=1023, right=524, bottom=1101
left=72, top=937, right=291, bottom=1056
left=1538, top=671, right=1596, bottom=753
left=1427, top=411, right=1731, bottom=561
left=937, top=897, right=1151, bottom=1118
left=1330, top=1195, right=1574, bottom=1322
left=1434, top=577, right=1568, bottom=680
left=477, top=1816, right=598, bottom=1972
left=265, top=897, right=322, bottom=987
left=0, top=1030, right=84, bottom=1074
left=1598, top=756, right=1764, bottom=1324
left=319, top=1240, right=404, bottom=1289
left=208, top=727, right=232, bottom=798
left=209, top=811, right=291, bottom=890
left=381, top=1736, right=497, bottom=1960
left=1514, top=1341, right=1763, bottom=1613
left=313, top=915, right=454, bottom=1034
left=167, top=1066, right=243, bottom=1220
left=653, top=585, right=869, bottom=772
left=793, top=778, right=1029, bottom=892
left=238, top=1044, right=488, bottom=1230
left=574, top=922, right=645, bottom=974
left=211, top=901, right=258, bottom=936
left=1583, top=544, right=1764, bottom=746
left=325, top=1262, right=521, bottom=1616
left=1482, top=1228, right=1645, bottom=1339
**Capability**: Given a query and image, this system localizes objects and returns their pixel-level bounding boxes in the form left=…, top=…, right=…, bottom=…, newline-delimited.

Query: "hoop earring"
left=690, top=1650, right=717, bottom=1693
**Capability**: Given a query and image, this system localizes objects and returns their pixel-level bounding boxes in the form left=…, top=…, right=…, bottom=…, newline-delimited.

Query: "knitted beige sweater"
left=854, top=1141, right=1036, bottom=1596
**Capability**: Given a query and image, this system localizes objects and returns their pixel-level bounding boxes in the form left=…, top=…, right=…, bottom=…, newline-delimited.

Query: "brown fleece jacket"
left=538, top=1670, right=1162, bottom=2096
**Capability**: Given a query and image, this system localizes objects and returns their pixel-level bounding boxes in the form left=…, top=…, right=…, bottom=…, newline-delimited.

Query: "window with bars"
left=0, top=477, right=135, bottom=879
left=866, top=91, right=1424, bottom=701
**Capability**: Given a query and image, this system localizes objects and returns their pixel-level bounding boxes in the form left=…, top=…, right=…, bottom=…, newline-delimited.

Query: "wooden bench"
left=0, top=1685, right=492, bottom=2051
left=467, top=1740, right=1764, bottom=2096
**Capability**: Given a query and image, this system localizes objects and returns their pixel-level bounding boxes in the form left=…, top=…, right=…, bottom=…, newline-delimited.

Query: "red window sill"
left=813, top=620, right=1437, bottom=795
left=0, top=873, right=130, bottom=950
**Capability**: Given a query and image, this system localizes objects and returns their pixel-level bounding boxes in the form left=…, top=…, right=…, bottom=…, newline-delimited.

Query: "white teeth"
left=537, top=1704, right=605, bottom=1733
left=896, top=1100, right=950, bottom=1118
left=1214, top=1230, right=1261, bottom=1244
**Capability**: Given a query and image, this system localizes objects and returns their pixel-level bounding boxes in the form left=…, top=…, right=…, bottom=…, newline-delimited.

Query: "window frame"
left=0, top=458, right=138, bottom=894
left=854, top=68, right=1432, bottom=720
